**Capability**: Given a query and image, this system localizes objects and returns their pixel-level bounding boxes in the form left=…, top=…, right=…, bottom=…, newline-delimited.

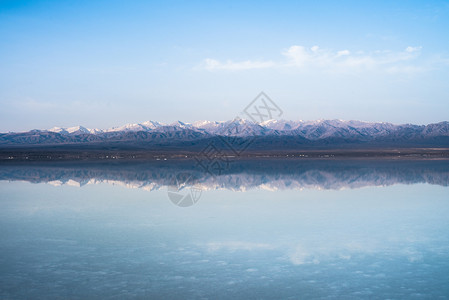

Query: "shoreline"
left=1, top=147, right=449, bottom=162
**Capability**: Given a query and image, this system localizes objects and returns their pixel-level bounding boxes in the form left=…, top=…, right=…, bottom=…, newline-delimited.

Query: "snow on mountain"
left=260, top=119, right=302, bottom=131
left=421, top=121, right=449, bottom=136
left=192, top=120, right=222, bottom=131
left=48, top=127, right=67, bottom=134
left=106, top=123, right=151, bottom=133
left=67, top=126, right=91, bottom=134
left=141, top=121, right=163, bottom=129
left=169, top=121, right=192, bottom=128
left=88, top=128, right=104, bottom=134
left=218, top=118, right=271, bottom=136
left=35, top=119, right=449, bottom=140
left=48, top=126, right=97, bottom=135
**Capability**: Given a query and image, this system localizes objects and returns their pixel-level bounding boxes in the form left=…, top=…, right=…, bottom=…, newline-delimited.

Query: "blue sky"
left=1, top=0, right=448, bottom=131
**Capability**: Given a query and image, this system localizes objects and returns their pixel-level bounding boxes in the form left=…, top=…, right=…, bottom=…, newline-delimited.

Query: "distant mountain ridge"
left=1, top=119, right=449, bottom=149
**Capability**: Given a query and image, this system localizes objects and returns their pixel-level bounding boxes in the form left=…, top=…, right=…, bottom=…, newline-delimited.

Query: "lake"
left=1, top=159, right=449, bottom=299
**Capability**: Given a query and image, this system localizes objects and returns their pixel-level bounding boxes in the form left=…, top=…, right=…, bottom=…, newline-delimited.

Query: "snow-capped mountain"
left=40, top=119, right=449, bottom=139
left=1, top=119, right=448, bottom=148
left=48, top=125, right=101, bottom=135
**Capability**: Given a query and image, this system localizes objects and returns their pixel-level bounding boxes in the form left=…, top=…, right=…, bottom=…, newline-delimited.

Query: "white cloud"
left=283, top=45, right=422, bottom=71
left=405, top=46, right=422, bottom=53
left=386, top=65, right=425, bottom=74
left=203, top=58, right=275, bottom=71
left=201, top=45, right=424, bottom=74
left=282, top=45, right=310, bottom=67
left=337, top=50, right=350, bottom=57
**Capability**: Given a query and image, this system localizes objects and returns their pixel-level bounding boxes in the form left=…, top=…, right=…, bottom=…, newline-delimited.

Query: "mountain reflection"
left=1, top=159, right=448, bottom=191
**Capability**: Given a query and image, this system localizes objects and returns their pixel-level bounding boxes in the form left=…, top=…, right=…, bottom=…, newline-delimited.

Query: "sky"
left=1, top=0, right=449, bottom=132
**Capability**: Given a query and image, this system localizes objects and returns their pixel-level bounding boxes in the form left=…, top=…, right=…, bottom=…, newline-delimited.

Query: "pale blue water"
left=1, top=160, right=449, bottom=299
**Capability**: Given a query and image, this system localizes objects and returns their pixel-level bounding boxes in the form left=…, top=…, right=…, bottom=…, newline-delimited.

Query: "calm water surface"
left=1, top=160, right=449, bottom=299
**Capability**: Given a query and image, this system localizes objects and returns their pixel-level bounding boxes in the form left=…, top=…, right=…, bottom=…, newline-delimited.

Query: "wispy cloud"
left=203, top=58, right=276, bottom=71
left=201, top=45, right=425, bottom=73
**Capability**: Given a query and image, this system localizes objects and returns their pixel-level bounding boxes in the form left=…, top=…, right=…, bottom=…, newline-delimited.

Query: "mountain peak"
left=141, top=121, right=163, bottom=129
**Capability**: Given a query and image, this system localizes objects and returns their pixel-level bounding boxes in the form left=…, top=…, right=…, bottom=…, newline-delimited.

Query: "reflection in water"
left=1, top=159, right=449, bottom=299
left=167, top=172, right=203, bottom=207
left=1, top=159, right=448, bottom=191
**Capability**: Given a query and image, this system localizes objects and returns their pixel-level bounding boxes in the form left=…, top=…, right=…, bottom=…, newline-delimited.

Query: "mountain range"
left=1, top=119, right=449, bottom=151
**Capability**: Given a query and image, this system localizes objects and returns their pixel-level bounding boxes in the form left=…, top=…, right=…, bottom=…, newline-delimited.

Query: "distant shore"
left=1, top=147, right=449, bottom=162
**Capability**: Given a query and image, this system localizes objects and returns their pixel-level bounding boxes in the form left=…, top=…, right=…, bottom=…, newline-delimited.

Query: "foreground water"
left=1, top=159, right=449, bottom=299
